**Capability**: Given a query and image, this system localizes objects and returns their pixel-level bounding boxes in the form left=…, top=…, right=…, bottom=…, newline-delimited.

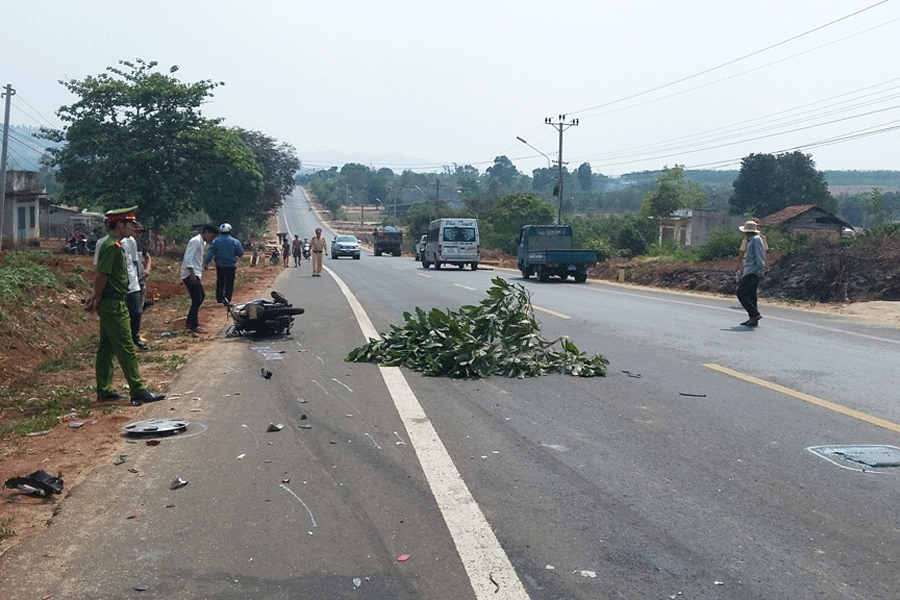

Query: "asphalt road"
left=2, top=189, right=899, bottom=599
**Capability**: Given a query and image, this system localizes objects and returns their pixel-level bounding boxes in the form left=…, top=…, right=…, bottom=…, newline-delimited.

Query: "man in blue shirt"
left=203, top=223, right=244, bottom=305
left=736, top=220, right=767, bottom=327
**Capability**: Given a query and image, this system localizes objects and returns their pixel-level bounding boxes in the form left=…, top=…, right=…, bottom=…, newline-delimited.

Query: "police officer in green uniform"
left=84, top=206, right=165, bottom=406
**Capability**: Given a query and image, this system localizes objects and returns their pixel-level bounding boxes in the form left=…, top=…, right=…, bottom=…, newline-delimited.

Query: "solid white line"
left=327, top=266, right=530, bottom=600
left=454, top=283, right=477, bottom=291
left=532, top=304, right=571, bottom=320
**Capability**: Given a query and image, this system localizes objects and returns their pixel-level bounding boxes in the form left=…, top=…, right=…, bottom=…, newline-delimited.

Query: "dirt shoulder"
left=0, top=241, right=283, bottom=558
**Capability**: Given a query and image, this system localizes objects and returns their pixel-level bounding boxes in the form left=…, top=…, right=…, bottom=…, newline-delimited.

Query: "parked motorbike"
left=226, top=291, right=304, bottom=337
left=64, top=234, right=95, bottom=255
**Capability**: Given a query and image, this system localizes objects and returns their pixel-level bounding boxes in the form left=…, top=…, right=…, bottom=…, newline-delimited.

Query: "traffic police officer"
left=83, top=206, right=165, bottom=406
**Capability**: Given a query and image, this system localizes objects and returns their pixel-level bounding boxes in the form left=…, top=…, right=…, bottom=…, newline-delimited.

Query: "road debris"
left=124, top=418, right=189, bottom=437
left=169, top=477, right=188, bottom=490
left=266, top=423, right=284, bottom=432
left=352, top=577, right=362, bottom=589
left=679, top=392, right=707, bottom=397
left=397, top=554, right=410, bottom=562
left=261, top=368, right=273, bottom=379
left=113, top=455, right=126, bottom=466
left=3, top=470, right=64, bottom=497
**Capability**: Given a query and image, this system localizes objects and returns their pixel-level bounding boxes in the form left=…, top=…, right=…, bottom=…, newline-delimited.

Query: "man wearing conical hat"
left=83, top=206, right=165, bottom=405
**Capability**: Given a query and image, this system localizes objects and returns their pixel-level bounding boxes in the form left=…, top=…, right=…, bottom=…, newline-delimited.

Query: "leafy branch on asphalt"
left=346, top=277, right=608, bottom=378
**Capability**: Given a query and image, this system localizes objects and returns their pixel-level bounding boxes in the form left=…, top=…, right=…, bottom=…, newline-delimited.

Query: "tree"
left=487, top=193, right=554, bottom=254
left=730, top=151, right=833, bottom=216
left=577, top=162, right=593, bottom=191
left=235, top=129, right=301, bottom=225
left=640, top=165, right=702, bottom=218
left=486, top=155, right=519, bottom=187
left=41, top=59, right=230, bottom=229
left=187, top=124, right=264, bottom=230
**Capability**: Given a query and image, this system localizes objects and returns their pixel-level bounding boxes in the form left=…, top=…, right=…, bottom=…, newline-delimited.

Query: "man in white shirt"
left=95, top=228, right=145, bottom=348
left=181, top=225, right=218, bottom=334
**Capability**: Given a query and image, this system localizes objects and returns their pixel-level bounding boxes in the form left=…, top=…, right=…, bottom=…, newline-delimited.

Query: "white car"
left=414, top=234, right=426, bottom=261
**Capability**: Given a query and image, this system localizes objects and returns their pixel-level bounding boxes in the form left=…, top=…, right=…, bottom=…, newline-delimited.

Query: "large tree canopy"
left=730, top=151, right=834, bottom=216
left=41, top=59, right=264, bottom=230
left=235, top=128, right=300, bottom=225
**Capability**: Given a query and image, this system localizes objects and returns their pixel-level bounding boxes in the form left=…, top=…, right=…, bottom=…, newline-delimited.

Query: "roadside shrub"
left=697, top=227, right=742, bottom=262
left=0, top=251, right=61, bottom=302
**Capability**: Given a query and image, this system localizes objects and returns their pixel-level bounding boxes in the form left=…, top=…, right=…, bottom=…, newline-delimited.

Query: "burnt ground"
left=591, top=233, right=900, bottom=304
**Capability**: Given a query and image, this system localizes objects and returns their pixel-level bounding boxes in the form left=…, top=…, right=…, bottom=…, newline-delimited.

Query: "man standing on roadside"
left=84, top=206, right=165, bottom=406
left=181, top=225, right=218, bottom=334
left=736, top=220, right=767, bottom=327
left=204, top=223, right=244, bottom=305
left=309, top=228, right=327, bottom=276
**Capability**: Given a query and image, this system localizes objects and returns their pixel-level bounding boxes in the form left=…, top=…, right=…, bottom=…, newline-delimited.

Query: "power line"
left=11, top=94, right=59, bottom=129
left=567, top=0, right=890, bottom=116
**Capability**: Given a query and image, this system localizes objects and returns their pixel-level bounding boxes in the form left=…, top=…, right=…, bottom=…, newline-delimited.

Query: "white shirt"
left=120, top=236, right=142, bottom=293
left=94, top=234, right=140, bottom=293
left=180, top=233, right=206, bottom=280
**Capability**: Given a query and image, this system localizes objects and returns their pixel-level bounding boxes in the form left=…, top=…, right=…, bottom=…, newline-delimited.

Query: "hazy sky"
left=4, top=0, right=899, bottom=176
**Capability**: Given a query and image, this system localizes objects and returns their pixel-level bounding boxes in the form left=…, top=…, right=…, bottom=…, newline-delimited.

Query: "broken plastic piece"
left=68, top=422, right=84, bottom=428
left=266, top=423, right=284, bottom=432
left=169, top=477, right=188, bottom=490
left=397, top=554, right=410, bottom=562
left=4, top=470, right=64, bottom=497
left=261, top=368, right=273, bottom=379
left=352, top=578, right=362, bottom=589
left=113, top=455, right=126, bottom=466
left=281, top=478, right=290, bottom=483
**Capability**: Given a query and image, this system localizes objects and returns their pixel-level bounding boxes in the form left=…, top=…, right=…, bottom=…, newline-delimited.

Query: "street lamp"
left=516, top=136, right=553, bottom=169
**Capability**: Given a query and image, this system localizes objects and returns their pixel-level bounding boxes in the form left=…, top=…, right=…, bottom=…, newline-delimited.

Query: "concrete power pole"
left=545, top=114, right=578, bottom=225
left=0, top=84, right=15, bottom=252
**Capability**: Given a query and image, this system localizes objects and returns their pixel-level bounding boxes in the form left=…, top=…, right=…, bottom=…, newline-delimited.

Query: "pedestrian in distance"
left=203, top=223, right=244, bottom=305
left=292, top=234, right=302, bottom=267
left=181, top=225, right=218, bottom=335
left=83, top=206, right=165, bottom=406
left=310, top=228, right=327, bottom=276
left=736, top=220, right=767, bottom=327
left=282, top=236, right=291, bottom=268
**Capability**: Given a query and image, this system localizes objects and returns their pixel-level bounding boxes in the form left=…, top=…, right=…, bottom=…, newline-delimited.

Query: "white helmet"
left=219, top=223, right=232, bottom=233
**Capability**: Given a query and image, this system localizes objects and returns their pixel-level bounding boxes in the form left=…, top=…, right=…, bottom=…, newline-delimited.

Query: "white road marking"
left=454, top=283, right=477, bottom=291
left=328, top=266, right=531, bottom=600
left=532, top=304, right=571, bottom=320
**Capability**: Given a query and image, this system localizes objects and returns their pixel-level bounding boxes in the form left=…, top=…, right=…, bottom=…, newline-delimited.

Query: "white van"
left=422, top=218, right=479, bottom=270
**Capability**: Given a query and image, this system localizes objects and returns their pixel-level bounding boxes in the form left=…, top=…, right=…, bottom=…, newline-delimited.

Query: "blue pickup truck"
left=517, top=224, right=597, bottom=283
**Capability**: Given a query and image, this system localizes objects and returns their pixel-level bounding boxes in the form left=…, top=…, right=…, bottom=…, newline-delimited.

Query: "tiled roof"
left=759, top=204, right=819, bottom=226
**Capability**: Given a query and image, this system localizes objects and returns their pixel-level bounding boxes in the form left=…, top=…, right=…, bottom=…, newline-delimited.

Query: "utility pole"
left=0, top=84, right=15, bottom=252
left=545, top=114, right=578, bottom=225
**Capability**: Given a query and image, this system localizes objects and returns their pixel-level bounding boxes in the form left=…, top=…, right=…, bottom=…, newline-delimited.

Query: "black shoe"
left=131, top=389, right=165, bottom=405
left=98, top=391, right=126, bottom=401
left=134, top=339, right=148, bottom=350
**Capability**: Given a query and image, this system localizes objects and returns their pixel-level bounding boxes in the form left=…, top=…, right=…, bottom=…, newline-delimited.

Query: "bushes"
left=697, top=228, right=742, bottom=262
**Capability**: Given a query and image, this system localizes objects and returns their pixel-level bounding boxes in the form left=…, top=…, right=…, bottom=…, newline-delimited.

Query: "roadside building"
left=759, top=204, right=850, bottom=242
